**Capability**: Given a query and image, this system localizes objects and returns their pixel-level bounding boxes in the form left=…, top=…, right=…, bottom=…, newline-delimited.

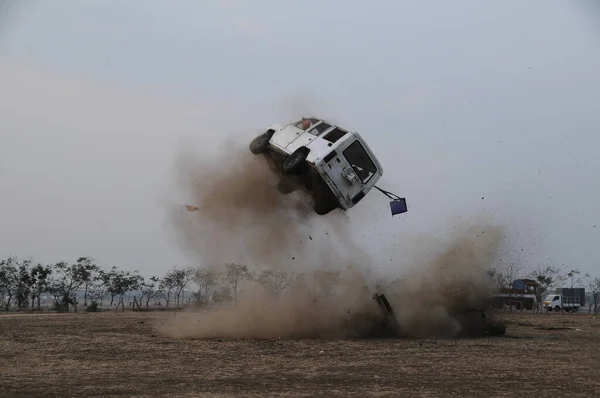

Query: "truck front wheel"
left=282, top=148, right=309, bottom=174
left=314, top=197, right=338, bottom=215
left=554, top=305, right=561, bottom=312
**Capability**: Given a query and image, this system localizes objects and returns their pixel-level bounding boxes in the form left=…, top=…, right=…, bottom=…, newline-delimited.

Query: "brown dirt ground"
left=0, top=311, right=599, bottom=397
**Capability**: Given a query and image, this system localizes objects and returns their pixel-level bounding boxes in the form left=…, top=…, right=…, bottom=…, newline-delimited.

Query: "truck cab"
left=249, top=117, right=385, bottom=215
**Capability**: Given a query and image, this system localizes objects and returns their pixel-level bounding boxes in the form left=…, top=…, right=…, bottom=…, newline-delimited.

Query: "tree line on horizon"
left=0, top=255, right=332, bottom=313
left=1, top=255, right=599, bottom=313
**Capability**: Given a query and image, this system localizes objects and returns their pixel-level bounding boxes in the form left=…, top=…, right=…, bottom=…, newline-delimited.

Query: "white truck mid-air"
left=249, top=116, right=407, bottom=216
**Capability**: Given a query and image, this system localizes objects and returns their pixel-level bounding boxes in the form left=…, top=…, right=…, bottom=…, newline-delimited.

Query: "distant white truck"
left=248, top=116, right=407, bottom=216
left=543, top=294, right=582, bottom=313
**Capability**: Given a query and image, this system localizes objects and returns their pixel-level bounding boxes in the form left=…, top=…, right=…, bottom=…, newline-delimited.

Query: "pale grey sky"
left=0, top=0, right=598, bottom=277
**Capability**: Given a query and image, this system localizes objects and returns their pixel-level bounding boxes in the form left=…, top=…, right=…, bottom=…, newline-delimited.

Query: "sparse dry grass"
left=0, top=311, right=599, bottom=397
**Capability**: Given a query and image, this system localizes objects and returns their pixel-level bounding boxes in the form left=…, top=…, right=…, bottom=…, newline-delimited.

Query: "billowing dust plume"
left=165, top=126, right=504, bottom=339
left=165, top=139, right=504, bottom=341
left=381, top=224, right=504, bottom=338
left=170, top=136, right=317, bottom=269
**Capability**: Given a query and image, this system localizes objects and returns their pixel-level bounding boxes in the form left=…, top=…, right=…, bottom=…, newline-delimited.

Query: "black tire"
left=304, top=168, right=318, bottom=191
left=314, top=198, right=338, bottom=215
left=313, top=185, right=339, bottom=216
left=311, top=172, right=339, bottom=215
left=249, top=133, right=270, bottom=154
left=554, top=306, right=561, bottom=312
left=486, top=320, right=506, bottom=336
left=276, top=179, right=296, bottom=195
left=282, top=150, right=308, bottom=174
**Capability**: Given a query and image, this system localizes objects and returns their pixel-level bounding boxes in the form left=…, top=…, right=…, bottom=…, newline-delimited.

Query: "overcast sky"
left=0, top=0, right=598, bottom=277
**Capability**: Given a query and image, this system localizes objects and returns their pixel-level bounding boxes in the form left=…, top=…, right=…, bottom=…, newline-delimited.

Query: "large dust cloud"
left=170, top=136, right=315, bottom=269
left=162, top=127, right=503, bottom=340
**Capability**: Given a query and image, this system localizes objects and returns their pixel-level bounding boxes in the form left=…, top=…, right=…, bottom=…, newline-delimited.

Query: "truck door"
left=341, top=138, right=379, bottom=201
left=271, top=118, right=320, bottom=152
left=286, top=120, right=333, bottom=152
left=552, top=295, right=561, bottom=310
left=321, top=134, right=378, bottom=204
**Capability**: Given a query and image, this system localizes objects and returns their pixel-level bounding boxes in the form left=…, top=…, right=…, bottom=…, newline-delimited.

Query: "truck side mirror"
left=390, top=198, right=407, bottom=216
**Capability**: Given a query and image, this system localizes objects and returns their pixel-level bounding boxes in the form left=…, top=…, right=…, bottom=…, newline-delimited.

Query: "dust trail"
left=160, top=267, right=377, bottom=340
left=169, top=136, right=318, bottom=269
left=161, top=218, right=504, bottom=340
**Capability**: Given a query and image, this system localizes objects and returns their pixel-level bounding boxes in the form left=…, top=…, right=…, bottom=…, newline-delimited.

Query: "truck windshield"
left=343, top=140, right=377, bottom=183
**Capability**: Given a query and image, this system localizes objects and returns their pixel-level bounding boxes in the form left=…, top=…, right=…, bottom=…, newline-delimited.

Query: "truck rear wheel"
left=249, top=130, right=275, bottom=155
left=276, top=178, right=296, bottom=195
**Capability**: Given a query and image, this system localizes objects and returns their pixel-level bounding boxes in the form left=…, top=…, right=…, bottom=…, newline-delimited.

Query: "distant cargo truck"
left=544, top=288, right=586, bottom=312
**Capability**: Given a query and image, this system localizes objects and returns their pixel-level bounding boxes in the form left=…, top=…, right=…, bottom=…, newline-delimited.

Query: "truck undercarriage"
left=264, top=150, right=341, bottom=215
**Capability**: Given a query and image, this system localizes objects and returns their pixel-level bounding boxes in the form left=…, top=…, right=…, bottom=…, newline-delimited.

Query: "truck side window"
left=343, top=140, right=377, bottom=183
left=308, top=122, right=332, bottom=136
left=553, top=296, right=560, bottom=301
left=323, top=128, right=347, bottom=143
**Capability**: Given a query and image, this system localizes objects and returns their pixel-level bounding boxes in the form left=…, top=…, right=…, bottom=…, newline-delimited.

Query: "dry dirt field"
left=0, top=310, right=599, bottom=397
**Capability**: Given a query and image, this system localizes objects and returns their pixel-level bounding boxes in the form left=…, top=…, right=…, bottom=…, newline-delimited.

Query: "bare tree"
left=170, top=267, right=193, bottom=308
left=101, top=267, right=122, bottom=307
left=211, top=285, right=233, bottom=304
left=115, top=271, right=142, bottom=312
left=88, top=276, right=107, bottom=308
left=0, top=257, right=20, bottom=311
left=491, top=254, right=526, bottom=312
left=15, top=259, right=34, bottom=311
left=139, top=276, right=163, bottom=309
left=584, top=274, right=600, bottom=313
left=101, top=266, right=142, bottom=311
left=567, top=269, right=583, bottom=288
left=258, top=269, right=290, bottom=297
left=193, top=266, right=222, bottom=307
left=48, top=261, right=85, bottom=313
left=29, top=264, right=53, bottom=310
left=222, top=263, right=251, bottom=305
left=74, top=257, right=101, bottom=307
left=529, top=264, right=566, bottom=311
left=160, top=271, right=178, bottom=309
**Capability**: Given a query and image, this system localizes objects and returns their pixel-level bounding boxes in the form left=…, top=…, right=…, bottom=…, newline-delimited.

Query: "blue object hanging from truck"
left=375, top=186, right=407, bottom=217
left=390, top=197, right=408, bottom=216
